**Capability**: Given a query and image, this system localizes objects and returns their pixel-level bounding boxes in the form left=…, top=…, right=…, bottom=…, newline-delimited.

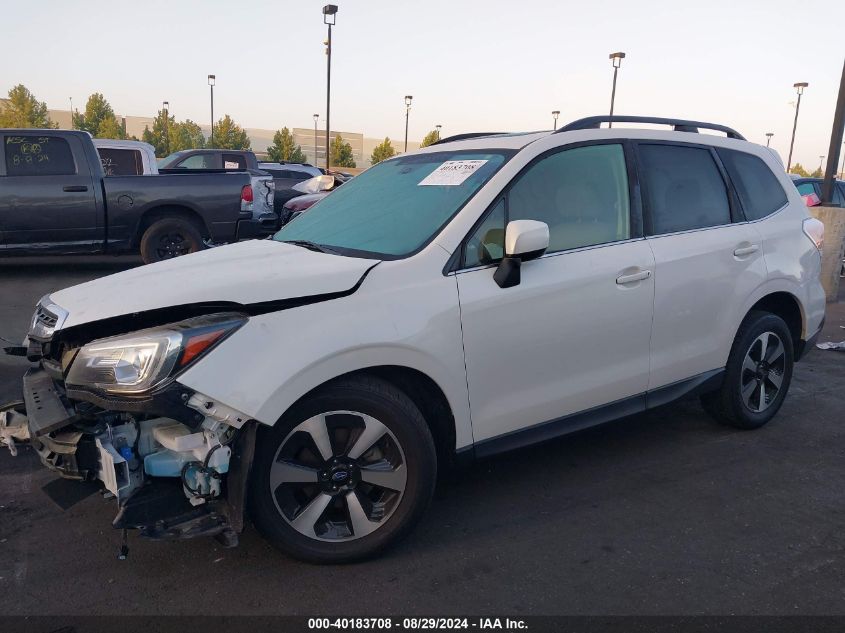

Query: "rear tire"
left=139, top=217, right=204, bottom=264
left=701, top=310, right=794, bottom=430
left=249, top=376, right=437, bottom=563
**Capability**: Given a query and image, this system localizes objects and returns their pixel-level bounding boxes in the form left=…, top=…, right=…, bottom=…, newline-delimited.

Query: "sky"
left=2, top=0, right=844, bottom=170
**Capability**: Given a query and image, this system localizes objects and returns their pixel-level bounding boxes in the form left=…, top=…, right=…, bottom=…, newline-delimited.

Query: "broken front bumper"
left=2, top=367, right=256, bottom=545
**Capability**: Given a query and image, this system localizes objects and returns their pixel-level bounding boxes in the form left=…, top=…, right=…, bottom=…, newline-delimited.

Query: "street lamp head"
left=436, top=124, right=442, bottom=131
left=322, top=4, right=338, bottom=25
left=208, top=74, right=215, bottom=86
left=794, top=81, right=808, bottom=95
left=609, top=51, right=626, bottom=68
left=162, top=101, right=169, bottom=110
left=552, top=110, right=560, bottom=117
left=766, top=132, right=773, bottom=137
left=405, top=95, right=413, bottom=107
left=314, top=113, right=319, bottom=121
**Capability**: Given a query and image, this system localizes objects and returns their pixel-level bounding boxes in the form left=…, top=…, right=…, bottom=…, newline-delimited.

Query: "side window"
left=223, top=154, right=246, bottom=169
left=98, top=148, right=143, bottom=176
left=718, top=149, right=788, bottom=220
left=508, top=144, right=630, bottom=253
left=639, top=144, right=731, bottom=235
left=5, top=135, right=76, bottom=176
left=464, top=199, right=506, bottom=267
left=177, top=154, right=214, bottom=169
left=795, top=182, right=815, bottom=196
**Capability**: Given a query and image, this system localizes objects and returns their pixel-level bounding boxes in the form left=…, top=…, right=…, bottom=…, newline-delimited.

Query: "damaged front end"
left=1, top=298, right=256, bottom=549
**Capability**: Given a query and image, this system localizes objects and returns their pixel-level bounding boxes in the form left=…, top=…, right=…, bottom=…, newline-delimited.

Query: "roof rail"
left=556, top=116, right=746, bottom=140
left=430, top=132, right=506, bottom=146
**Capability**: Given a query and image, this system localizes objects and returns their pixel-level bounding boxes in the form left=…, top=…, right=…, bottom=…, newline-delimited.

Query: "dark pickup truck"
left=0, top=130, right=276, bottom=263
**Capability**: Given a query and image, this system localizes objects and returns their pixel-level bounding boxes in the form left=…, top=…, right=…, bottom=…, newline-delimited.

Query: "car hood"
left=50, top=239, right=379, bottom=329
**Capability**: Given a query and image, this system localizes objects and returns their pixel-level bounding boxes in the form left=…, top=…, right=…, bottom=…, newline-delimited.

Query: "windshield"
left=273, top=150, right=511, bottom=258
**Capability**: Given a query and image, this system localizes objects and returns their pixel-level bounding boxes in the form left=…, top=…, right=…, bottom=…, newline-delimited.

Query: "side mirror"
left=493, top=220, right=550, bottom=289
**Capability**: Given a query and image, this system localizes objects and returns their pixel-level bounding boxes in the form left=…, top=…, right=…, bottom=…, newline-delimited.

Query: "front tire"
left=249, top=376, right=437, bottom=563
left=701, top=310, right=794, bottom=430
left=139, top=217, right=204, bottom=264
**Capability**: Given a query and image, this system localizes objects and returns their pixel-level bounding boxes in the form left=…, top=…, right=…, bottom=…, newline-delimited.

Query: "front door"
left=1, top=133, right=100, bottom=252
left=455, top=142, right=655, bottom=447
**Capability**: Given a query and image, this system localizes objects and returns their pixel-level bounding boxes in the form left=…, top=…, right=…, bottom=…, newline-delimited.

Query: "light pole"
left=404, top=95, right=413, bottom=152
left=435, top=124, right=442, bottom=142
left=552, top=110, right=560, bottom=130
left=208, top=75, right=215, bottom=147
left=787, top=82, right=808, bottom=172
left=162, top=101, right=169, bottom=155
left=819, top=155, right=825, bottom=173
left=765, top=132, right=773, bottom=147
left=313, top=114, right=319, bottom=164
left=323, top=4, right=338, bottom=171
left=608, top=52, right=626, bottom=128
left=69, top=97, right=73, bottom=129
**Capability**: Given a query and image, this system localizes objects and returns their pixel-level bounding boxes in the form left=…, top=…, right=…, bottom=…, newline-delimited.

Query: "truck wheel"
left=249, top=376, right=437, bottom=563
left=140, top=217, right=204, bottom=264
left=701, top=311, right=794, bottom=430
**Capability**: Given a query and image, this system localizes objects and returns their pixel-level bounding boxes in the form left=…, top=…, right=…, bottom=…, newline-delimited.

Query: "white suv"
left=2, top=116, right=826, bottom=563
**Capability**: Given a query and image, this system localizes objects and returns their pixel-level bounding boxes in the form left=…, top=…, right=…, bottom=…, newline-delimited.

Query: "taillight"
left=802, top=217, right=824, bottom=253
left=241, top=185, right=254, bottom=203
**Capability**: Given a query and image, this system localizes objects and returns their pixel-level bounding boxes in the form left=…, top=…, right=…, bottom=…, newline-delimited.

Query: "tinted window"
left=639, top=144, right=731, bottom=234
left=464, top=199, right=506, bottom=267
left=5, top=135, right=76, bottom=176
left=222, top=154, right=246, bottom=169
left=98, top=148, right=143, bottom=176
left=177, top=154, right=215, bottom=169
left=796, top=182, right=816, bottom=196
left=719, top=149, right=787, bottom=220
left=508, top=144, right=630, bottom=253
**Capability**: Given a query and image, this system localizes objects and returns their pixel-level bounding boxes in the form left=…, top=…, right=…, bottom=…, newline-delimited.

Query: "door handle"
left=733, top=244, right=759, bottom=257
left=616, top=269, right=651, bottom=285
left=63, top=185, right=88, bottom=192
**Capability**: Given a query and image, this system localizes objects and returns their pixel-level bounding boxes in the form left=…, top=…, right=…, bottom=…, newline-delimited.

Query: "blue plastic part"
left=118, top=446, right=133, bottom=461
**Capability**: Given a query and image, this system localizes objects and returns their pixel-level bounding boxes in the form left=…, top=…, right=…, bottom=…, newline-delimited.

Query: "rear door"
left=637, top=141, right=768, bottom=389
left=0, top=133, right=101, bottom=252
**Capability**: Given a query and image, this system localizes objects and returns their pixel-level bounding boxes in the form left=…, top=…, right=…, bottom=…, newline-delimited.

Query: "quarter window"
left=4, top=135, right=76, bottom=176
left=508, top=144, right=631, bottom=253
left=718, top=149, right=787, bottom=220
left=639, top=144, right=731, bottom=235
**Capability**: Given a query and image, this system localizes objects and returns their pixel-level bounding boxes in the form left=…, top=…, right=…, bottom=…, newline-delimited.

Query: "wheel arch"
left=744, top=291, right=804, bottom=359
left=279, top=365, right=460, bottom=469
left=133, top=204, right=211, bottom=247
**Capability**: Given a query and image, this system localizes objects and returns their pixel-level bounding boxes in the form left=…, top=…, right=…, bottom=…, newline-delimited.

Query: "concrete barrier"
left=809, top=206, right=845, bottom=302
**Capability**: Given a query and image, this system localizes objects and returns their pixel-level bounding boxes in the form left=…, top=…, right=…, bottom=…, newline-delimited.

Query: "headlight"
left=66, top=313, right=246, bottom=395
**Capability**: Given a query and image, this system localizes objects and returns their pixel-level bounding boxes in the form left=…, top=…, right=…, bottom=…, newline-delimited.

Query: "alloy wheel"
left=269, top=410, right=407, bottom=542
left=740, top=331, right=786, bottom=413
left=156, top=232, right=191, bottom=259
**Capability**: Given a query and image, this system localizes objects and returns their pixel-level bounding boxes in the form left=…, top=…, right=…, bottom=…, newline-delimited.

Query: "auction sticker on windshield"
left=418, top=160, right=488, bottom=186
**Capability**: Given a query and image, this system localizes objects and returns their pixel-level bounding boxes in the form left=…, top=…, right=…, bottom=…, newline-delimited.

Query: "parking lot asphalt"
left=0, top=256, right=844, bottom=616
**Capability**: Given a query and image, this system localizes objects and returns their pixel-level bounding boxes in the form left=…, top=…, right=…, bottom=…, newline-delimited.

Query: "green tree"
left=74, top=93, right=124, bottom=138
left=0, top=84, right=55, bottom=128
left=141, top=109, right=176, bottom=157
left=810, top=167, right=823, bottom=178
left=370, top=137, right=396, bottom=165
left=210, top=114, right=250, bottom=150
left=789, top=163, right=809, bottom=177
left=170, top=119, right=206, bottom=152
left=419, top=129, right=441, bottom=148
left=330, top=134, right=356, bottom=168
left=267, top=127, right=306, bottom=163
left=95, top=116, right=126, bottom=139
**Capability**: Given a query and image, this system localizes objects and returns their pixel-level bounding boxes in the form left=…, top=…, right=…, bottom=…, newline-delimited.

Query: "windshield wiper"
left=280, top=239, right=337, bottom=254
